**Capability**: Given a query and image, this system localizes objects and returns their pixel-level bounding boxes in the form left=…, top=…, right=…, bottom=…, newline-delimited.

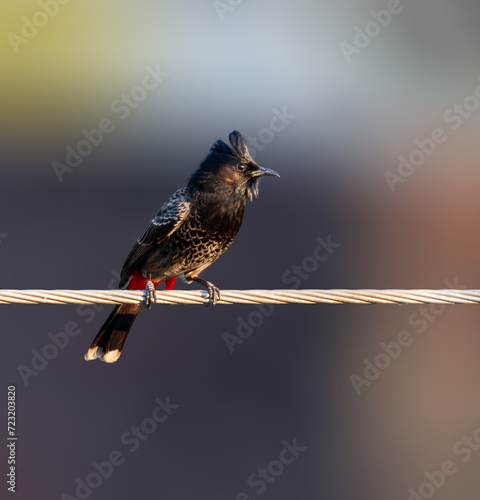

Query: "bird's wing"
left=120, top=188, right=191, bottom=286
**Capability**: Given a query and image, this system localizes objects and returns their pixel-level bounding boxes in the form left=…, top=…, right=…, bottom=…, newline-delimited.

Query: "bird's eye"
left=237, top=164, right=247, bottom=172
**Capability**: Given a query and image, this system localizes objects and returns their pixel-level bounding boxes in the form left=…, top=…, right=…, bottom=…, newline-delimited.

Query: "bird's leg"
left=191, top=277, right=220, bottom=307
left=145, top=272, right=157, bottom=309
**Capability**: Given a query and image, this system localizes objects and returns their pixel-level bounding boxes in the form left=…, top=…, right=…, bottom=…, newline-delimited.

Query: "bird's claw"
left=145, top=275, right=157, bottom=309
left=205, top=283, right=221, bottom=308
left=190, top=277, right=220, bottom=308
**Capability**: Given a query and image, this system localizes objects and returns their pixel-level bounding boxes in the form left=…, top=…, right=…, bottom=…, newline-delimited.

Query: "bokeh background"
left=2, top=0, right=480, bottom=498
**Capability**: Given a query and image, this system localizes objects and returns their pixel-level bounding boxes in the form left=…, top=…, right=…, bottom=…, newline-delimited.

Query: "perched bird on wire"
left=84, top=130, right=279, bottom=363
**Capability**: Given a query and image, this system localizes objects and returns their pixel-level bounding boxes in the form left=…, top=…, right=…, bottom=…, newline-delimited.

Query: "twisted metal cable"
left=0, top=289, right=479, bottom=305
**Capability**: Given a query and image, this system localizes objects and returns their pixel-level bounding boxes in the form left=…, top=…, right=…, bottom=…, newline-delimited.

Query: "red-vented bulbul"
left=84, top=130, right=279, bottom=363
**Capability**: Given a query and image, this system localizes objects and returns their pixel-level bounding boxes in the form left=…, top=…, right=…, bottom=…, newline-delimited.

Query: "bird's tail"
left=84, top=303, right=142, bottom=363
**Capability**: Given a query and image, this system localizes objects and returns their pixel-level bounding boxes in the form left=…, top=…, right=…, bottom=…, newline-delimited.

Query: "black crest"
left=228, top=130, right=250, bottom=158
left=207, top=130, right=254, bottom=165
left=189, top=130, right=257, bottom=196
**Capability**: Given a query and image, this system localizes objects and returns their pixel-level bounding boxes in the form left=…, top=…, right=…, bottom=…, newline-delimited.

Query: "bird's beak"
left=253, top=166, right=280, bottom=178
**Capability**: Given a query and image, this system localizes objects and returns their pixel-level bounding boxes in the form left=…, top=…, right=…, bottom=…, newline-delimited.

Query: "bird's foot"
left=205, top=283, right=221, bottom=308
left=145, top=272, right=157, bottom=309
left=192, top=277, right=220, bottom=307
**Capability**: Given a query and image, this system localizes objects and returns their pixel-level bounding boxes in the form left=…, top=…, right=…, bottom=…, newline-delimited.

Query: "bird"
left=84, top=130, right=279, bottom=363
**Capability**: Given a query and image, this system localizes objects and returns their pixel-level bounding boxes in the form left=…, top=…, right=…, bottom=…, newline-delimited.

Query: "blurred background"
left=2, top=0, right=480, bottom=498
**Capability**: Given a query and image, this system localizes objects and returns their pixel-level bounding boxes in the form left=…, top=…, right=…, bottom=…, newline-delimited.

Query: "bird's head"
left=189, top=130, right=280, bottom=201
